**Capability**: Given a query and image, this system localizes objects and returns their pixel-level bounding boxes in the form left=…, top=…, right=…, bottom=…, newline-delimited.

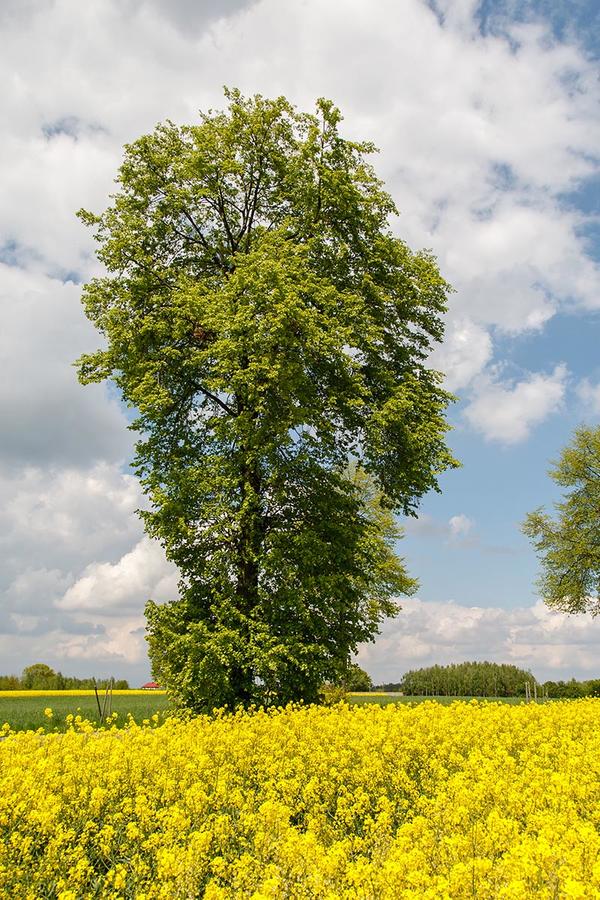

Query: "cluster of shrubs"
left=0, top=663, right=128, bottom=691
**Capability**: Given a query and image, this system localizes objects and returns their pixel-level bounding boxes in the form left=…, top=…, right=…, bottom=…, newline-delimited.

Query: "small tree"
left=21, top=663, right=57, bottom=690
left=523, top=425, right=600, bottom=613
left=77, top=89, right=457, bottom=711
left=343, top=663, right=373, bottom=692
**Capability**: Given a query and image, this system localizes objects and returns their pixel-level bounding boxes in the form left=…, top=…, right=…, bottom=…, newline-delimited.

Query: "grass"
left=0, top=692, right=172, bottom=732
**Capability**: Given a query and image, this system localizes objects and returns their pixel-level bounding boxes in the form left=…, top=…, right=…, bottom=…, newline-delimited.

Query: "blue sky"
left=2, top=0, right=600, bottom=685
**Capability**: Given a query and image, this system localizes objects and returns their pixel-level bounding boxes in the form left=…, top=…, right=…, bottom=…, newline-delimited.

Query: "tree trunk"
left=232, top=452, right=264, bottom=702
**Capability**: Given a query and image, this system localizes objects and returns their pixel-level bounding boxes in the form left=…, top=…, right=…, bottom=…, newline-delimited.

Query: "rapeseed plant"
left=1, top=700, right=600, bottom=897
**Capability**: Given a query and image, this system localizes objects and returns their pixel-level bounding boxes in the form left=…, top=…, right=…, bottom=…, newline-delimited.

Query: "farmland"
left=0, top=691, right=532, bottom=732
left=2, top=699, right=600, bottom=897
left=0, top=691, right=171, bottom=733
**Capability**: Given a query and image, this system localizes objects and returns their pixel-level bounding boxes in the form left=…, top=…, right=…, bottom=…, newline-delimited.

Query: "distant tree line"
left=0, top=664, right=129, bottom=691
left=542, top=678, right=600, bottom=699
left=374, top=662, right=600, bottom=698
left=378, top=661, right=533, bottom=697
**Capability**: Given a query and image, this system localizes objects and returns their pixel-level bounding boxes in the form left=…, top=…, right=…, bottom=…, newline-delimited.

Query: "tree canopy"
left=523, top=425, right=600, bottom=614
left=77, top=89, right=457, bottom=710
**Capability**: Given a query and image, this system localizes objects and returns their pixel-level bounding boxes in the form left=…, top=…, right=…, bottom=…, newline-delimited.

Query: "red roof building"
left=141, top=681, right=161, bottom=690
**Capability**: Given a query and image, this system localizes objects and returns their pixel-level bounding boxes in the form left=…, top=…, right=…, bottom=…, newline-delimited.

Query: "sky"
left=2, top=0, right=600, bottom=687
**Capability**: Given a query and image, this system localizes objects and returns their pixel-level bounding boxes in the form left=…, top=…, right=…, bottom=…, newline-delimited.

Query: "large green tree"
left=523, top=424, right=600, bottom=613
left=77, top=89, right=457, bottom=710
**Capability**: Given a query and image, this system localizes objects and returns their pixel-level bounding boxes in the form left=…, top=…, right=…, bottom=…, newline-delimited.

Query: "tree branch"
left=217, top=183, right=238, bottom=253
left=194, top=382, right=237, bottom=417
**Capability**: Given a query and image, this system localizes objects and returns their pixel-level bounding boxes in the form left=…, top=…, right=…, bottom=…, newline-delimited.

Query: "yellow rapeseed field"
left=2, top=700, right=600, bottom=898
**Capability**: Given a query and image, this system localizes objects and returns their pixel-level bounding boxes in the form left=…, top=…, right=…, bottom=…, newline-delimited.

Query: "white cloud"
left=463, top=363, right=568, bottom=444
left=0, top=541, right=171, bottom=685
left=438, top=199, right=599, bottom=334
left=577, top=377, right=600, bottom=416
left=405, top=512, right=475, bottom=543
left=126, top=0, right=257, bottom=34
left=0, top=615, right=150, bottom=675
left=50, top=616, right=150, bottom=666
left=358, top=597, right=600, bottom=683
left=58, top=536, right=178, bottom=615
left=448, top=514, right=474, bottom=538
left=0, top=462, right=143, bottom=577
left=429, top=317, right=492, bottom=392
left=0, top=462, right=178, bottom=678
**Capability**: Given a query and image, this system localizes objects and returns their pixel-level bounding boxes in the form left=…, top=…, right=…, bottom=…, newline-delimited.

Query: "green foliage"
left=77, top=89, right=458, bottom=711
left=21, top=664, right=58, bottom=690
left=542, top=678, right=600, bottom=699
left=393, top=661, right=535, bottom=697
left=523, top=425, right=600, bottom=613
left=321, top=661, right=373, bottom=698
left=341, top=663, right=374, bottom=692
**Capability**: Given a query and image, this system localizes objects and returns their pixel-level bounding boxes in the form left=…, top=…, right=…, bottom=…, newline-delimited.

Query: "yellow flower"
left=3, top=699, right=600, bottom=896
